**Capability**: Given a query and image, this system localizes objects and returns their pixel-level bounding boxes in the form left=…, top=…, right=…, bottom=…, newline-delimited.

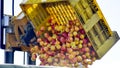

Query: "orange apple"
left=67, top=48, right=73, bottom=53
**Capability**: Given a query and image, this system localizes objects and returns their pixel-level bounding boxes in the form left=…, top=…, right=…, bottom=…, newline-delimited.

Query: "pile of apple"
left=30, top=17, right=97, bottom=67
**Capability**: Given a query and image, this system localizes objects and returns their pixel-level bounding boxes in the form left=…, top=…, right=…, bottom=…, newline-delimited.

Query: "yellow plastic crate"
left=20, top=0, right=119, bottom=59
left=69, top=0, right=119, bottom=59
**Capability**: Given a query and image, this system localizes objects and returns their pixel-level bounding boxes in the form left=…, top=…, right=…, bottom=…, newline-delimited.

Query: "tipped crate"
left=69, top=0, right=119, bottom=59
left=20, top=0, right=119, bottom=60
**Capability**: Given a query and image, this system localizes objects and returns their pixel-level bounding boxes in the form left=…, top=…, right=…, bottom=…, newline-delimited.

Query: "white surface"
left=0, top=0, right=120, bottom=68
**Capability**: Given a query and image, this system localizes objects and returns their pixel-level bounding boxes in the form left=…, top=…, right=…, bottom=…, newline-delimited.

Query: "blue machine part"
left=0, top=0, right=4, bottom=49
left=5, top=50, right=14, bottom=64
left=20, top=22, right=37, bottom=47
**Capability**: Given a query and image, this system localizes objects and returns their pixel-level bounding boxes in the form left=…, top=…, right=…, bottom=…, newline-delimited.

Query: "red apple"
left=72, top=57, right=78, bottom=63
left=91, top=51, right=96, bottom=57
left=61, top=45, right=66, bottom=52
left=82, top=55, right=87, bottom=59
left=60, top=36, right=66, bottom=43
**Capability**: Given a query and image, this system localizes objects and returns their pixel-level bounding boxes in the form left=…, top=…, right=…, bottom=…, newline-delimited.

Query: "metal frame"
left=0, top=0, right=35, bottom=65
left=0, top=0, right=4, bottom=49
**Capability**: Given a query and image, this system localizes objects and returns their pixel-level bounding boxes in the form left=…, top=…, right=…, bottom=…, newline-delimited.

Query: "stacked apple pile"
left=30, top=18, right=97, bottom=67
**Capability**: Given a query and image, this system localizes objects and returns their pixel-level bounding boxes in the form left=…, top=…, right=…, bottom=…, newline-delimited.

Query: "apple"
left=92, top=57, right=96, bottom=62
left=68, top=54, right=74, bottom=60
left=83, top=43, right=87, bottom=48
left=85, top=52, right=90, bottom=58
left=48, top=36, right=52, bottom=41
left=47, top=51, right=55, bottom=56
left=60, top=53, right=65, bottom=59
left=80, top=34, right=85, bottom=39
left=88, top=61, right=93, bottom=65
left=40, top=26, right=45, bottom=31
left=73, top=31, right=78, bottom=36
left=39, top=41, right=44, bottom=46
left=78, top=44, right=82, bottom=49
left=85, top=47, right=90, bottom=52
left=34, top=46, right=39, bottom=52
left=62, top=32, right=68, bottom=38
left=65, top=27, right=70, bottom=32
left=91, top=51, right=96, bottom=57
left=53, top=62, right=58, bottom=66
left=79, top=40, right=83, bottom=44
left=60, top=36, right=66, bottom=43
left=31, top=53, right=37, bottom=61
left=72, top=57, right=78, bottom=63
left=36, top=31, right=42, bottom=37
left=51, top=39, right=56, bottom=45
left=44, top=32, right=50, bottom=38
left=82, top=55, right=87, bottom=59
left=61, top=45, right=66, bottom=52
left=52, top=34, right=57, bottom=39
left=44, top=54, right=49, bottom=59
left=47, top=57, right=53, bottom=63
left=74, top=62, right=79, bottom=67
left=56, top=44, right=61, bottom=50
left=67, top=36, right=73, bottom=42
left=67, top=48, right=73, bottom=53
left=54, top=58, right=59, bottom=62
left=43, top=47, right=49, bottom=52
left=88, top=42, right=92, bottom=47
left=76, top=22, right=80, bottom=26
left=68, top=33, right=73, bottom=37
left=77, top=56, right=82, bottom=62
left=79, top=29, right=85, bottom=34
left=30, top=48, right=35, bottom=53
left=66, top=42, right=71, bottom=48
left=48, top=26, right=52, bottom=31
left=50, top=45, right=56, bottom=51
left=74, top=26, right=79, bottom=31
